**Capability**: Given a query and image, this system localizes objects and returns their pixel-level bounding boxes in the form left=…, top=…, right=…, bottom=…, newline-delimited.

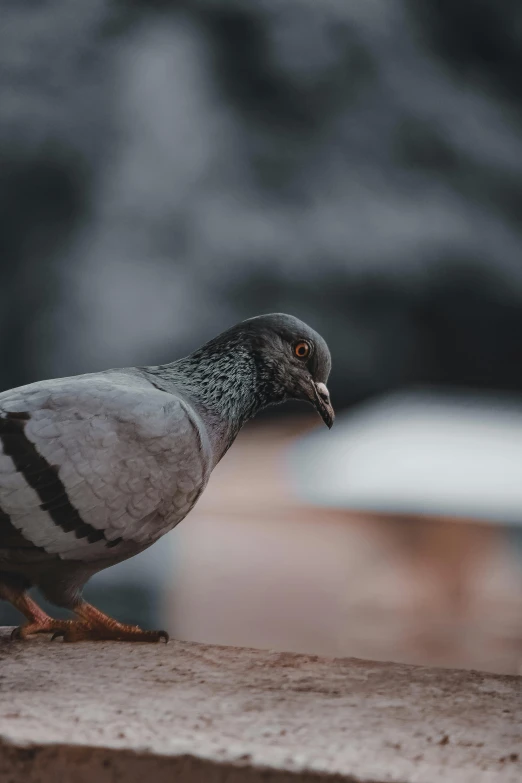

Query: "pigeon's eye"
left=294, top=341, right=311, bottom=360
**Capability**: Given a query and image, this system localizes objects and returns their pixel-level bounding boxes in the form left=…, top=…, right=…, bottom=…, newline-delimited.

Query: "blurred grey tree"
left=1, top=0, right=521, bottom=407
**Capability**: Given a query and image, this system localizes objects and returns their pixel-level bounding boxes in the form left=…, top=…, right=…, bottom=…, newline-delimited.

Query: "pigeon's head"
left=238, top=313, right=334, bottom=428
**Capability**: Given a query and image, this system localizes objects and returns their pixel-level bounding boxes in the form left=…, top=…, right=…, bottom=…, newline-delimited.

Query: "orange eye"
left=294, top=341, right=311, bottom=360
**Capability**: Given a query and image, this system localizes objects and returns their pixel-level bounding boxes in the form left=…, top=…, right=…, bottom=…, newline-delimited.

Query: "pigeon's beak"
left=312, top=382, right=335, bottom=429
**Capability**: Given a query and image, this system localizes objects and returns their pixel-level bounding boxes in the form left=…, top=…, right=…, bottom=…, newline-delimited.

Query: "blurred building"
left=168, top=392, right=522, bottom=675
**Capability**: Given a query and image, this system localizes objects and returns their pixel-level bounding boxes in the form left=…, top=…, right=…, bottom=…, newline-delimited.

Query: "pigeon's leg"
left=0, top=582, right=81, bottom=640
left=52, top=600, right=169, bottom=643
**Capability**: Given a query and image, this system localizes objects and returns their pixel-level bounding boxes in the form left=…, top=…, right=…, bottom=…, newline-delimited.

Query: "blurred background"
left=0, top=0, right=521, bottom=674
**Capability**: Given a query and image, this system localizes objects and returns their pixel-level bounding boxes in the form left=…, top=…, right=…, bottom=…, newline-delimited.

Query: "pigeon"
left=0, top=313, right=333, bottom=642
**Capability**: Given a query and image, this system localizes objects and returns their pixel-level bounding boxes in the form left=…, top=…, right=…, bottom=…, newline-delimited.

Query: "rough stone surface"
left=0, top=628, right=520, bottom=783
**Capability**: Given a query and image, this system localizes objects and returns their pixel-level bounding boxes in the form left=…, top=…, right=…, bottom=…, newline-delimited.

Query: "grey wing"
left=0, top=373, right=210, bottom=562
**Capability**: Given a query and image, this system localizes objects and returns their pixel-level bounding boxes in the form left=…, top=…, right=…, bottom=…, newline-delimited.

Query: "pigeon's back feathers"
left=0, top=371, right=211, bottom=563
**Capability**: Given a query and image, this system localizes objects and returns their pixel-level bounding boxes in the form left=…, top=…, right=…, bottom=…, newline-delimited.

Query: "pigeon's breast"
left=146, top=396, right=212, bottom=541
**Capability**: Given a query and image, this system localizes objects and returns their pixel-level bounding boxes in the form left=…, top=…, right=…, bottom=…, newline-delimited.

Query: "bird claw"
left=10, top=608, right=169, bottom=643
left=10, top=619, right=79, bottom=641
left=50, top=623, right=169, bottom=643
left=106, top=627, right=169, bottom=643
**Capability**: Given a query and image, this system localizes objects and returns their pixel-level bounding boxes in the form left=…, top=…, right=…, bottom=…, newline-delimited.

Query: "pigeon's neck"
left=145, top=342, right=275, bottom=463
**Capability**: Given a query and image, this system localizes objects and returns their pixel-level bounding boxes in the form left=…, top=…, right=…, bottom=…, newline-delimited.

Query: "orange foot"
left=51, top=622, right=168, bottom=643
left=3, top=589, right=81, bottom=641
left=4, top=589, right=168, bottom=644
left=58, top=601, right=170, bottom=643
left=11, top=619, right=83, bottom=641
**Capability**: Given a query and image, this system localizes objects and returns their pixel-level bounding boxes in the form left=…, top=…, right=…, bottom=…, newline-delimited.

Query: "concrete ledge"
left=0, top=629, right=520, bottom=783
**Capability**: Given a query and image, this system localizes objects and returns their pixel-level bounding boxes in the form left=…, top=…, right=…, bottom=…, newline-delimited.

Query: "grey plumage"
left=0, top=313, right=333, bottom=639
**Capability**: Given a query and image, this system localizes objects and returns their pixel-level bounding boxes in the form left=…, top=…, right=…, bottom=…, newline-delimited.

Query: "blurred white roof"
left=288, top=390, right=522, bottom=525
